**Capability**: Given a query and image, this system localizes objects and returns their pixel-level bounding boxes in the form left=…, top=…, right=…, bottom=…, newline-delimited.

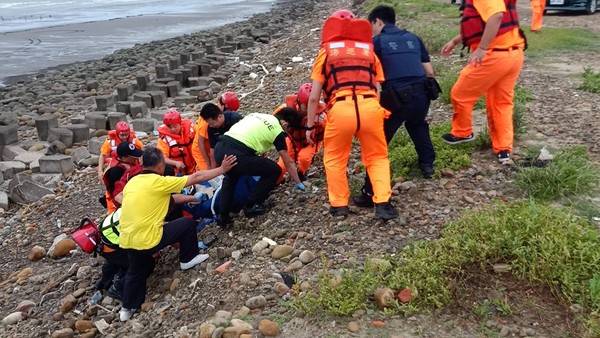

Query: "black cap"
left=117, top=142, right=143, bottom=158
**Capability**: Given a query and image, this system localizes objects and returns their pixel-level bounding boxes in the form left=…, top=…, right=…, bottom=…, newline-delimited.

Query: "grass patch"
left=525, top=27, right=600, bottom=57
left=293, top=201, right=600, bottom=322
left=388, top=122, right=474, bottom=178
left=580, top=67, right=600, bottom=94
left=515, top=146, right=599, bottom=201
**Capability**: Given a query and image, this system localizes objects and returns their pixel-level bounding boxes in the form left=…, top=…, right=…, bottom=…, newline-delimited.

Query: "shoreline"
left=0, top=0, right=277, bottom=86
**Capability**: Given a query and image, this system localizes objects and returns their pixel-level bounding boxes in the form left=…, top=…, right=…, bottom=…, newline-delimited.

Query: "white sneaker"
left=119, top=308, right=136, bottom=322
left=180, top=254, right=210, bottom=270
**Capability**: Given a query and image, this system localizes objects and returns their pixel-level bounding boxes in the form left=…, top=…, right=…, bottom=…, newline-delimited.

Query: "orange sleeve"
left=272, top=103, right=286, bottom=115
left=474, top=0, right=505, bottom=22
left=156, top=139, right=170, bottom=157
left=100, top=139, right=111, bottom=156
left=310, top=49, right=328, bottom=84
left=134, top=139, right=143, bottom=149
left=373, top=54, right=385, bottom=83
left=196, top=119, right=208, bottom=139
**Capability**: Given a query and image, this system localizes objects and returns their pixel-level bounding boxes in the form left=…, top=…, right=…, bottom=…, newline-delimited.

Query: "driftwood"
left=40, top=263, right=77, bottom=294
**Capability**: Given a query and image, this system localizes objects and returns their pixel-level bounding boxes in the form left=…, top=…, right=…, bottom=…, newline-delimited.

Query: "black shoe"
left=442, top=133, right=474, bottom=145
left=375, top=202, right=398, bottom=220
left=497, top=151, right=511, bottom=164
left=298, top=171, right=307, bottom=182
left=217, top=214, right=232, bottom=229
left=351, top=194, right=374, bottom=208
left=420, top=164, right=434, bottom=179
left=107, top=285, right=123, bottom=301
left=243, top=203, right=269, bottom=217
left=329, top=206, right=350, bottom=217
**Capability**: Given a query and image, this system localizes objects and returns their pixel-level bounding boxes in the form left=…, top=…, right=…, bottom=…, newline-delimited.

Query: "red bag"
left=72, top=217, right=100, bottom=254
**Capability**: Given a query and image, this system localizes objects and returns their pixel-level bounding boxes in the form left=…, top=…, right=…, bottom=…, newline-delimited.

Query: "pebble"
left=298, top=250, right=316, bottom=264
left=245, top=295, right=266, bottom=309
left=347, top=321, right=360, bottom=332
left=271, top=244, right=294, bottom=259
left=258, top=319, right=280, bottom=336
left=2, top=312, right=25, bottom=325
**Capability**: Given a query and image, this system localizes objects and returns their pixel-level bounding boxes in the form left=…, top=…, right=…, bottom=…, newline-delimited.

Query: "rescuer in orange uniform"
left=530, top=0, right=544, bottom=32
left=305, top=10, right=398, bottom=220
left=97, top=121, right=143, bottom=181
left=441, top=0, right=525, bottom=164
left=273, top=83, right=327, bottom=183
left=157, top=110, right=197, bottom=175
left=192, top=92, right=240, bottom=170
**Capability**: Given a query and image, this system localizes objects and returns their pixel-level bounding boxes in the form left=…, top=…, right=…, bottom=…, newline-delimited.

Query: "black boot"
left=375, top=202, right=398, bottom=220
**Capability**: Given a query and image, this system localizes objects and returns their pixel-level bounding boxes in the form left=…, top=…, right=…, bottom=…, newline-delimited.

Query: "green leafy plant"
left=580, top=67, right=600, bottom=94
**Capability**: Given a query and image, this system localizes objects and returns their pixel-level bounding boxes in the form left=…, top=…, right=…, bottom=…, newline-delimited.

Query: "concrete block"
left=0, top=161, right=27, bottom=180
left=133, top=93, right=153, bottom=109
left=156, top=65, right=168, bottom=78
left=0, top=191, right=8, bottom=211
left=48, top=126, right=72, bottom=148
left=84, top=112, right=108, bottom=130
left=88, top=137, right=104, bottom=155
left=136, top=73, right=150, bottom=92
left=183, top=64, right=199, bottom=77
left=197, top=77, right=214, bottom=86
left=116, top=84, right=134, bottom=101
left=174, top=96, right=198, bottom=106
left=2, top=145, right=27, bottom=161
left=0, top=125, right=18, bottom=145
left=107, top=112, right=127, bottom=130
left=168, top=70, right=183, bottom=86
left=129, top=102, right=148, bottom=118
left=180, top=68, right=192, bottom=86
left=34, top=114, right=59, bottom=141
left=188, top=77, right=200, bottom=87
left=167, top=81, right=182, bottom=98
left=150, top=110, right=167, bottom=121
left=64, top=124, right=91, bottom=143
left=71, top=115, right=85, bottom=124
left=216, top=36, right=225, bottom=47
left=95, top=95, right=115, bottom=111
left=212, top=73, right=227, bottom=84
left=116, top=102, right=131, bottom=115
left=155, top=77, right=176, bottom=85
left=70, top=147, right=91, bottom=166
left=191, top=51, right=205, bottom=61
left=132, top=118, right=156, bottom=133
left=220, top=45, right=235, bottom=54
left=180, top=53, right=190, bottom=65
left=148, top=83, right=169, bottom=98
left=205, top=44, right=214, bottom=54
left=39, top=155, right=74, bottom=175
left=188, top=86, right=210, bottom=97
left=199, top=64, right=212, bottom=76
left=149, top=91, right=166, bottom=108
left=14, top=152, right=44, bottom=168
left=169, top=58, right=181, bottom=70
left=8, top=172, right=56, bottom=204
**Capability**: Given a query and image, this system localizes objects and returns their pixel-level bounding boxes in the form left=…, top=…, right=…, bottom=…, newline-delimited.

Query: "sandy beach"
left=0, top=0, right=275, bottom=85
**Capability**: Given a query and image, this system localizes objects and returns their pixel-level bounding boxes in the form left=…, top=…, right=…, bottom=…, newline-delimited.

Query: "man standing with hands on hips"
left=440, top=0, right=525, bottom=164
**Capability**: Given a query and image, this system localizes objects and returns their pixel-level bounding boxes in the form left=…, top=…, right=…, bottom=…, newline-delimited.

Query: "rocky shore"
left=1, top=0, right=600, bottom=336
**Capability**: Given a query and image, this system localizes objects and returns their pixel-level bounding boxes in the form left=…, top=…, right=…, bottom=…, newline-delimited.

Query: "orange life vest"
left=460, top=0, right=521, bottom=48
left=106, top=130, right=137, bottom=161
left=273, top=97, right=327, bottom=148
left=157, top=119, right=196, bottom=175
left=102, top=161, right=143, bottom=209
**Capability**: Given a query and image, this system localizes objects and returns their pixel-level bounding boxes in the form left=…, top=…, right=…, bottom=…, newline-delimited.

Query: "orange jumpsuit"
left=311, top=48, right=392, bottom=207
left=191, top=119, right=211, bottom=171
left=451, top=0, right=525, bottom=154
left=530, top=0, right=545, bottom=32
left=157, top=119, right=197, bottom=175
left=273, top=100, right=327, bottom=183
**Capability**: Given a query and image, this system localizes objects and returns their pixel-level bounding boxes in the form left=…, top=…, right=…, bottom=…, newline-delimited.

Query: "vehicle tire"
left=586, top=0, right=597, bottom=14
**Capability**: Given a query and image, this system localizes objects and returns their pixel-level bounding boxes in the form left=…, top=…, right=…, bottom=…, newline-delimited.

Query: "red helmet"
left=115, top=121, right=130, bottom=134
left=219, top=91, right=240, bottom=111
left=330, top=10, right=355, bottom=19
left=297, top=83, right=312, bottom=105
left=163, top=109, right=182, bottom=125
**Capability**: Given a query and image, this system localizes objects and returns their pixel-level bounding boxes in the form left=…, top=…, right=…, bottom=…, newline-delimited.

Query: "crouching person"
left=118, top=147, right=237, bottom=321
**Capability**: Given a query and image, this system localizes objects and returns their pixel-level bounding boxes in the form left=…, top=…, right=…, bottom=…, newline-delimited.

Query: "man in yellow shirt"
left=118, top=147, right=236, bottom=321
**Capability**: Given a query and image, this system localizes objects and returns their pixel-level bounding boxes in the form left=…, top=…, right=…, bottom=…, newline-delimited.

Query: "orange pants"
left=531, top=0, right=545, bottom=32
left=324, top=96, right=391, bottom=207
left=277, top=137, right=321, bottom=183
left=450, top=48, right=524, bottom=153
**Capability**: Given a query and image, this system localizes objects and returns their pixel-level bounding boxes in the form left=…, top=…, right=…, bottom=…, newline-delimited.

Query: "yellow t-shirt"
left=118, top=173, right=188, bottom=250
left=473, top=0, right=525, bottom=50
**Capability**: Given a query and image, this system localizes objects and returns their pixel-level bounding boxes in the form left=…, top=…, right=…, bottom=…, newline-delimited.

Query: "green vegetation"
left=293, top=201, right=600, bottom=316
left=580, top=67, right=600, bottom=94
left=526, top=27, right=600, bottom=57
left=515, top=146, right=599, bottom=201
left=388, top=122, right=475, bottom=178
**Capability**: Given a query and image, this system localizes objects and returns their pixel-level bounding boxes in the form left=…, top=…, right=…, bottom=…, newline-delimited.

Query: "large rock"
left=0, top=161, right=27, bottom=180
left=8, top=173, right=57, bottom=204
left=14, top=152, right=45, bottom=168
left=70, top=147, right=91, bottom=166
left=87, top=137, right=104, bottom=155
left=0, top=125, right=18, bottom=145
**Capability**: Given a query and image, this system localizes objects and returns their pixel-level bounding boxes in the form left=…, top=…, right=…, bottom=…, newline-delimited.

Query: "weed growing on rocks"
left=580, top=67, right=600, bottom=94
left=515, top=146, right=599, bottom=201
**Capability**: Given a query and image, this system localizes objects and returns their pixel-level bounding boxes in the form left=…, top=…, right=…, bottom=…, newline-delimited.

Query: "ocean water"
left=0, top=0, right=275, bottom=84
